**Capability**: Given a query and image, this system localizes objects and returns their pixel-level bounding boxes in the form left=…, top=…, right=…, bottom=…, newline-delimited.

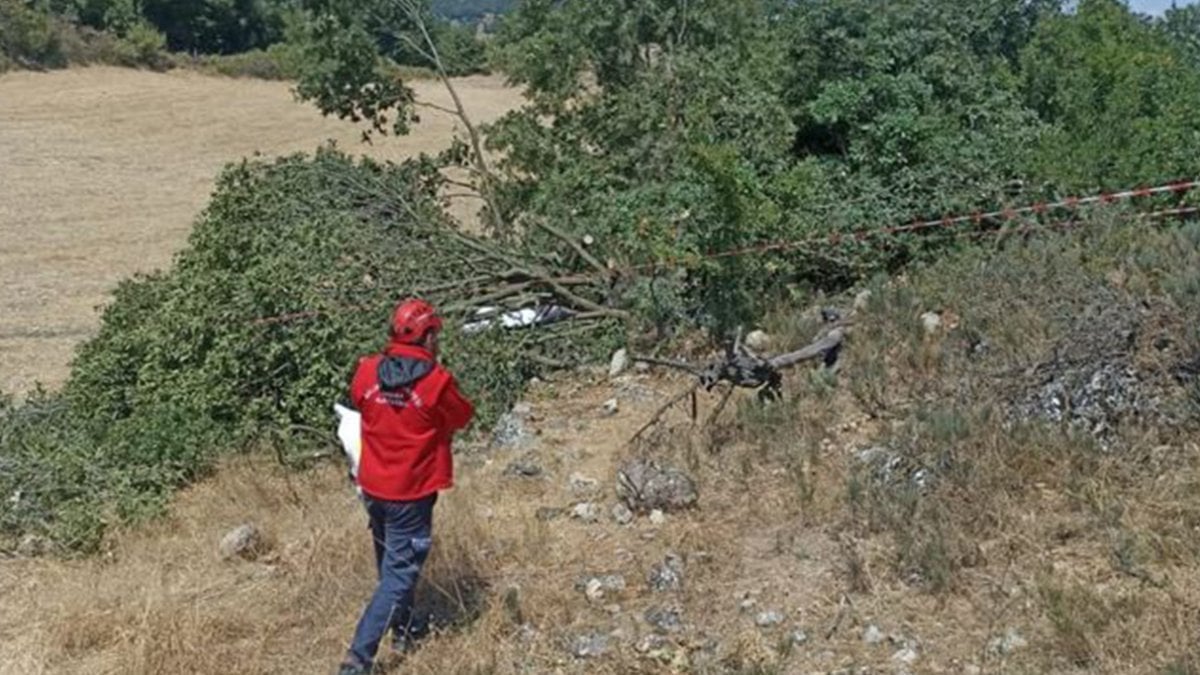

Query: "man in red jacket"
left=339, top=299, right=474, bottom=675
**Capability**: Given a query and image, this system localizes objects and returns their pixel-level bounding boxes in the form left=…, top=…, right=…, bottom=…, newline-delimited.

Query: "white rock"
left=745, top=330, right=772, bottom=352
left=609, top=349, right=629, bottom=378
left=755, top=610, right=785, bottom=627
left=863, top=624, right=885, bottom=645
left=585, top=578, right=605, bottom=602
left=649, top=509, right=667, bottom=525
left=854, top=289, right=873, bottom=312
left=571, top=502, right=600, bottom=523
left=920, top=311, right=942, bottom=334
left=603, top=398, right=620, bottom=416
left=219, top=523, right=266, bottom=561
left=611, top=503, right=634, bottom=525
left=892, top=647, right=919, bottom=664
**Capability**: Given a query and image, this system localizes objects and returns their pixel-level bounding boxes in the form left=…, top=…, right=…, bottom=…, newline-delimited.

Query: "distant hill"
left=432, top=0, right=514, bottom=21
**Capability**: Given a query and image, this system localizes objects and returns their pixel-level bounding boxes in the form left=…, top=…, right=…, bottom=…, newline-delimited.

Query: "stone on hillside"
left=745, top=330, right=772, bottom=352
left=854, top=290, right=873, bottom=312
left=603, top=398, right=620, bottom=416
left=569, top=472, right=600, bottom=495
left=609, top=349, right=630, bottom=378
left=636, top=635, right=667, bottom=654
left=585, top=578, right=606, bottom=602
left=649, top=509, right=667, bottom=525
left=921, top=311, right=942, bottom=334
left=571, top=632, right=609, bottom=659
left=644, top=606, right=684, bottom=634
left=755, top=610, right=785, bottom=628
left=892, top=647, right=919, bottom=664
left=855, top=445, right=934, bottom=491
left=647, top=553, right=685, bottom=592
left=863, top=624, right=885, bottom=645
left=219, top=523, right=266, bottom=561
left=616, top=459, right=698, bottom=513
left=571, top=502, right=600, bottom=523
left=492, top=405, right=536, bottom=450
left=790, top=630, right=809, bottom=646
left=611, top=503, right=634, bottom=525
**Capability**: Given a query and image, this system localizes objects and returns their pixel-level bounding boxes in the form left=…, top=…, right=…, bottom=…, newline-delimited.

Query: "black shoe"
left=337, top=660, right=370, bottom=675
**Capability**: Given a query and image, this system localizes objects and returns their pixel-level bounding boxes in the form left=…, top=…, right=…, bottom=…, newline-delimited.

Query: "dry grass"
left=3, top=218, right=1200, bottom=673
left=0, top=66, right=524, bottom=395
left=3, top=354, right=1196, bottom=674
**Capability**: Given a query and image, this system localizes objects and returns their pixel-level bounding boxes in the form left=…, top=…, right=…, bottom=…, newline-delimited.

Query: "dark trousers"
left=347, top=493, right=436, bottom=667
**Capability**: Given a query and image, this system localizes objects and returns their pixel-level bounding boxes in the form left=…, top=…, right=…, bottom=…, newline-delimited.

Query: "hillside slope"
left=4, top=221, right=1199, bottom=674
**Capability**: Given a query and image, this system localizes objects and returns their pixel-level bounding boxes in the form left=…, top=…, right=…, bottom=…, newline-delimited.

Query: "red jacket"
left=350, top=342, right=474, bottom=501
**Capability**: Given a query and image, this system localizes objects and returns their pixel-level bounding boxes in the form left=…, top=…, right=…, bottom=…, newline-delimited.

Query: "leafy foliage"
left=0, top=0, right=70, bottom=68
left=0, top=0, right=171, bottom=71
left=0, top=149, right=618, bottom=552
left=7, top=0, right=1200, bottom=556
left=1020, top=0, right=1200, bottom=191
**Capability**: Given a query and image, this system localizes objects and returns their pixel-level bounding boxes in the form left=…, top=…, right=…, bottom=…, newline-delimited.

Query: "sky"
left=1128, top=0, right=1198, bottom=14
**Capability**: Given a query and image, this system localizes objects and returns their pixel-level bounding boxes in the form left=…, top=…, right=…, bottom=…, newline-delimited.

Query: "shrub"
left=112, top=21, right=169, bottom=70
left=0, top=0, right=66, bottom=68
left=0, top=148, right=618, bottom=553
left=188, top=42, right=305, bottom=80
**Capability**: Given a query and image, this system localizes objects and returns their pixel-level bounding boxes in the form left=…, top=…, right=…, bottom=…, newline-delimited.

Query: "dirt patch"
left=0, top=67, right=524, bottom=395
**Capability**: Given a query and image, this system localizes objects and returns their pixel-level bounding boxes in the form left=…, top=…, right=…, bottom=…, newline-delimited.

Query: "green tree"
left=1160, top=3, right=1200, bottom=68
left=1020, top=0, right=1200, bottom=191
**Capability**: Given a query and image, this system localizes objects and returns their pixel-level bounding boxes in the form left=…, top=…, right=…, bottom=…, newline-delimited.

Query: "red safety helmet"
left=390, top=298, right=443, bottom=344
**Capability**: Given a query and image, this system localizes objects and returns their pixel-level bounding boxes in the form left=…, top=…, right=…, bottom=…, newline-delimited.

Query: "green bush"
left=0, top=149, right=618, bottom=553
left=187, top=44, right=299, bottom=80
left=0, top=0, right=67, bottom=68
left=112, top=21, right=169, bottom=69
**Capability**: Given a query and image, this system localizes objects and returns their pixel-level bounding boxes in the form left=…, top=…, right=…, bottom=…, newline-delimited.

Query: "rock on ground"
left=616, top=459, right=698, bottom=513
left=647, top=553, right=685, bottom=592
left=571, top=632, right=609, bottom=659
left=863, top=624, right=885, bottom=645
left=571, top=502, right=600, bottom=523
left=219, top=523, right=266, bottom=561
left=644, top=606, right=684, bottom=634
left=609, top=349, right=629, bottom=378
left=745, top=330, right=772, bottom=352
left=611, top=503, right=634, bottom=525
left=755, top=610, right=785, bottom=628
left=491, top=403, right=536, bottom=450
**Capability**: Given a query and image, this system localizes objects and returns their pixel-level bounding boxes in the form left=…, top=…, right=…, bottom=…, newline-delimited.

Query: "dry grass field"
left=3, top=362, right=1198, bottom=675
left=0, top=66, right=524, bottom=395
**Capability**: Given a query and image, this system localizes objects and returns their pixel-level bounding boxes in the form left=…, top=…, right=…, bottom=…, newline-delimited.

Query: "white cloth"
left=334, top=403, right=363, bottom=497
